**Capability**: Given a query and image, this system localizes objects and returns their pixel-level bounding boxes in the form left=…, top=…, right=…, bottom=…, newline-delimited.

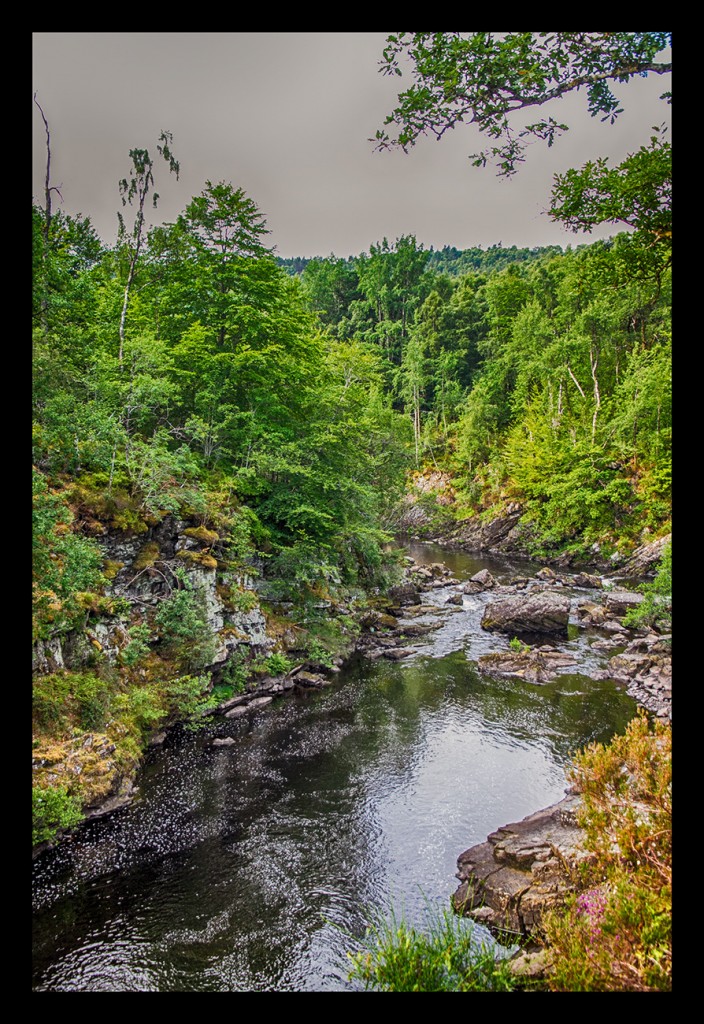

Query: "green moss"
left=183, top=525, right=220, bottom=546
left=216, top=583, right=258, bottom=613
left=176, top=549, right=218, bottom=570
left=133, top=541, right=160, bottom=571
left=103, top=559, right=125, bottom=580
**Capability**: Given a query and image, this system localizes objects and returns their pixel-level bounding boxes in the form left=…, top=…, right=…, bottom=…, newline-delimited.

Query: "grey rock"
left=478, top=649, right=578, bottom=685
left=453, top=795, right=590, bottom=941
left=481, top=592, right=571, bottom=637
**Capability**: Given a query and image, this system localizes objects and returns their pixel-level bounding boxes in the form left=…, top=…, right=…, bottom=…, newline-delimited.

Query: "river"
left=32, top=543, right=637, bottom=991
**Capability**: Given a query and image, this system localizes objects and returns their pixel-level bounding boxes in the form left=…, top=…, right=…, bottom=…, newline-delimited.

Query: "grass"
left=346, top=903, right=517, bottom=992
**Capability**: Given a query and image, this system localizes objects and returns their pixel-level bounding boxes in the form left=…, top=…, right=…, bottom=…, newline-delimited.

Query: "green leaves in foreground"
left=347, top=906, right=516, bottom=992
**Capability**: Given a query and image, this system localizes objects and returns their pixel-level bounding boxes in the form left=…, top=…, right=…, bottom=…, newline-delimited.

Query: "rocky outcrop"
left=596, top=634, right=672, bottom=720
left=621, top=533, right=671, bottom=580
left=481, top=592, right=571, bottom=637
left=452, top=794, right=590, bottom=942
left=478, top=648, right=578, bottom=685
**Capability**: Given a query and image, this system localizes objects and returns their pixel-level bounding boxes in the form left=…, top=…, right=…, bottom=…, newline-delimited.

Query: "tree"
left=549, top=130, right=671, bottom=265
left=374, top=34, right=671, bottom=263
left=374, top=33, right=671, bottom=175
left=117, top=131, right=179, bottom=364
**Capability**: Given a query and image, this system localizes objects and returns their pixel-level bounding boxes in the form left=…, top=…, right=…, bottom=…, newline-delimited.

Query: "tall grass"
left=347, top=904, right=517, bottom=992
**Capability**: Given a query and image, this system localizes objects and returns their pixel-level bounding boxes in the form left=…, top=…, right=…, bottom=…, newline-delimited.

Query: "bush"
left=623, top=540, right=672, bottom=632
left=541, top=712, right=671, bottom=991
left=32, top=670, right=112, bottom=734
left=32, top=784, right=83, bottom=846
left=347, top=905, right=516, bottom=992
left=154, top=570, right=216, bottom=671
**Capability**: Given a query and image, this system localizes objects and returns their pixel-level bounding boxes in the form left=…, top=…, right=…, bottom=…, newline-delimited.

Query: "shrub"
left=119, top=623, right=152, bottom=667
left=32, top=784, right=83, bottom=846
left=541, top=712, right=671, bottom=991
left=154, top=571, right=216, bottom=671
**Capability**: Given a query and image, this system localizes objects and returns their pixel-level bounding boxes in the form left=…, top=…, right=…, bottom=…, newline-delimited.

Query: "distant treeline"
left=276, top=243, right=566, bottom=279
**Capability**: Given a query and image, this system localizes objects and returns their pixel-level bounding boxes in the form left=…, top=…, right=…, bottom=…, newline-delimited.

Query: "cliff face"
left=32, top=514, right=276, bottom=829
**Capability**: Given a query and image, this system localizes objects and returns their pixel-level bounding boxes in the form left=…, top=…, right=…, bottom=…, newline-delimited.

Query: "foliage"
left=164, top=673, right=217, bottom=723
left=119, top=623, right=152, bottom=666
left=219, top=650, right=249, bottom=693
left=623, top=541, right=672, bottom=632
left=32, top=468, right=108, bottom=640
left=154, top=570, right=217, bottom=672
left=508, top=636, right=530, bottom=653
left=347, top=905, right=516, bottom=992
left=263, top=651, right=292, bottom=676
left=374, top=32, right=671, bottom=176
left=32, top=785, right=83, bottom=846
left=33, top=670, right=112, bottom=734
left=542, top=713, right=671, bottom=991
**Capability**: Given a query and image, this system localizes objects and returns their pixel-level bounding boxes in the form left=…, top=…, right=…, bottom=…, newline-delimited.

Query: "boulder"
left=572, top=573, right=603, bottom=589
left=605, top=590, right=645, bottom=617
left=388, top=583, right=421, bottom=606
left=481, top=592, right=571, bottom=637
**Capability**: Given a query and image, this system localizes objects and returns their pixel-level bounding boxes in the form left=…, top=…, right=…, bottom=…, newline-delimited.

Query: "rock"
left=217, top=694, right=249, bottom=712
left=508, top=948, right=554, bottom=984
left=602, top=635, right=672, bottom=720
left=393, top=622, right=440, bottom=638
left=621, top=534, right=670, bottom=580
left=446, top=593, right=464, bottom=605
left=148, top=731, right=168, bottom=747
left=572, top=573, right=603, bottom=589
left=382, top=648, right=416, bottom=660
left=453, top=794, right=590, bottom=941
left=388, top=583, right=421, bottom=606
left=478, top=649, right=578, bottom=685
left=212, top=737, right=236, bottom=747
left=605, top=590, right=645, bottom=617
left=471, top=569, right=497, bottom=588
left=463, top=569, right=497, bottom=593
left=575, top=600, right=608, bottom=625
left=481, top=592, right=571, bottom=637
left=225, top=705, right=249, bottom=718
left=293, top=672, right=326, bottom=688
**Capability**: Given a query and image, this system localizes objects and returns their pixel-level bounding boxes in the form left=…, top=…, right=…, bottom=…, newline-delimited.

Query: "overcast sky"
left=32, top=33, right=671, bottom=259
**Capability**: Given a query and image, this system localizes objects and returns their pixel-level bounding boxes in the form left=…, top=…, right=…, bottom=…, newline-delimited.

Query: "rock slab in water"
left=453, top=794, right=590, bottom=941
left=478, top=649, right=577, bottom=685
left=481, top=592, right=571, bottom=637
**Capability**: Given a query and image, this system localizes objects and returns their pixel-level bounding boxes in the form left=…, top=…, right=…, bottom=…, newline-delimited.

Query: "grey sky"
left=32, top=32, right=671, bottom=258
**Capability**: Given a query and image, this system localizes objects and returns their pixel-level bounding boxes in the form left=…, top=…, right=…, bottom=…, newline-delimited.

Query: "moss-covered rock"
left=183, top=525, right=220, bottom=546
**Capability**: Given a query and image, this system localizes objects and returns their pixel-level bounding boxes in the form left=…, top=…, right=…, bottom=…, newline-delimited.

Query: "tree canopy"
left=374, top=32, right=671, bottom=175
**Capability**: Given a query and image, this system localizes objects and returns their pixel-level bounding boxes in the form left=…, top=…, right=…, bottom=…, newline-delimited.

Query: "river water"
left=32, top=543, right=637, bottom=992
